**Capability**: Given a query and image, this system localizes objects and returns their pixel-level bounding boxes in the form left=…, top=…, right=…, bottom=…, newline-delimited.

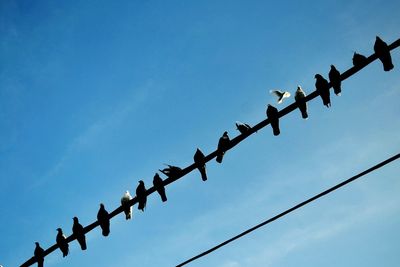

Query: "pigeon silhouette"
left=266, top=104, right=280, bottom=136
left=235, top=121, right=251, bottom=134
left=97, top=203, right=110, bottom=236
left=72, top=217, right=86, bottom=250
left=121, top=191, right=133, bottom=220
left=159, top=164, right=182, bottom=178
left=193, top=148, right=207, bottom=181
left=374, top=36, right=394, bottom=71
left=270, top=90, right=291, bottom=104
left=56, top=228, right=69, bottom=257
left=315, top=74, right=331, bottom=108
left=216, top=131, right=230, bottom=163
left=153, top=173, right=167, bottom=202
left=329, top=65, right=342, bottom=96
left=352, top=52, right=367, bottom=68
left=294, top=86, right=308, bottom=119
left=136, top=180, right=147, bottom=212
left=34, top=242, right=45, bottom=267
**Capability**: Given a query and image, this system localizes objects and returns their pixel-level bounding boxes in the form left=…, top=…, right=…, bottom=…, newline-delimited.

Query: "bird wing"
left=270, top=90, right=283, bottom=97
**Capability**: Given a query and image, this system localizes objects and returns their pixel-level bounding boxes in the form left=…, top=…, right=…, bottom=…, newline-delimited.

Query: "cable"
left=20, top=38, right=400, bottom=267
left=176, top=152, right=400, bottom=266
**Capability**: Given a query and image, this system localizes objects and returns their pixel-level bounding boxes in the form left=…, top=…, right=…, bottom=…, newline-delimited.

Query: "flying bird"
left=329, top=65, right=342, bottom=96
left=374, top=36, right=394, bottom=71
left=352, top=52, right=367, bottom=68
left=266, top=104, right=280, bottom=136
left=235, top=121, right=251, bottom=134
left=97, top=203, right=110, bottom=236
left=216, top=131, right=230, bottom=163
left=193, top=148, right=207, bottom=181
left=34, top=242, right=45, bottom=267
left=72, top=217, right=87, bottom=250
left=153, top=173, right=167, bottom=202
left=315, top=74, right=331, bottom=108
left=56, top=228, right=69, bottom=257
left=136, top=180, right=147, bottom=212
left=270, top=90, right=291, bottom=104
left=159, top=164, right=182, bottom=178
left=294, top=86, right=308, bottom=119
left=121, top=191, right=133, bottom=220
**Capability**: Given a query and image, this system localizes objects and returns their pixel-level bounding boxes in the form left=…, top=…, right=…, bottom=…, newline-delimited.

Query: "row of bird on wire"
left=31, top=36, right=395, bottom=267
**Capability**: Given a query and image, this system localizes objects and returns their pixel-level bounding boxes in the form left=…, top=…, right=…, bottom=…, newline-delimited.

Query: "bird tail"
left=102, top=228, right=110, bottom=237
left=200, top=167, right=207, bottom=181
left=216, top=153, right=224, bottom=163
left=161, top=193, right=167, bottom=202
left=301, top=110, right=308, bottom=119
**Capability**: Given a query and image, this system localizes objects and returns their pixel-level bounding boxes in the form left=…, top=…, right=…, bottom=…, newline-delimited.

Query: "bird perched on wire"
left=315, top=74, right=331, bottom=108
left=159, top=164, right=182, bottom=179
left=216, top=131, right=230, bottom=163
left=153, top=173, right=167, bottom=202
left=235, top=121, right=252, bottom=134
left=294, top=86, right=308, bottom=119
left=270, top=90, right=291, bottom=104
left=72, top=217, right=87, bottom=250
left=34, top=242, right=45, bottom=267
left=193, top=148, right=207, bottom=181
left=329, top=65, right=342, bottom=96
left=56, top=228, right=69, bottom=257
left=374, top=36, right=394, bottom=71
left=121, top=191, right=133, bottom=220
left=97, top=203, right=110, bottom=236
left=266, top=104, right=280, bottom=136
left=352, top=52, right=367, bottom=68
left=136, top=180, right=147, bottom=212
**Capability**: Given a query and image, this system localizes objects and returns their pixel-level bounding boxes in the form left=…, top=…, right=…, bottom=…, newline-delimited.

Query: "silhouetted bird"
left=193, top=148, right=207, bottom=181
left=97, top=203, right=110, bottom=236
left=270, top=90, right=291, bottom=104
left=121, top=191, right=133, bottom=220
left=294, top=86, right=308, bottom=119
left=72, top=217, right=86, bottom=250
left=235, top=121, right=251, bottom=134
left=315, top=74, right=331, bottom=108
left=34, top=242, right=44, bottom=267
left=153, top=173, right=167, bottom=202
left=159, top=164, right=182, bottom=178
left=56, top=228, right=69, bottom=257
left=216, top=131, right=230, bottom=163
left=136, top=180, right=147, bottom=211
left=266, top=104, right=280, bottom=136
left=374, top=36, right=394, bottom=71
left=329, top=65, right=342, bottom=96
left=352, top=52, right=367, bottom=68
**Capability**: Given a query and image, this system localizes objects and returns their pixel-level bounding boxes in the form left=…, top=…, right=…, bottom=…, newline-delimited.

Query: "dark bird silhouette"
left=352, top=52, right=367, bottom=68
left=315, top=74, right=331, bottom=108
left=153, top=173, right=167, bottom=202
left=235, top=121, right=251, bottom=134
left=159, top=164, right=182, bottom=178
left=121, top=191, right=133, bottom=220
left=216, top=131, right=230, bottom=163
left=329, top=65, right=342, bottom=96
left=136, top=180, right=147, bottom=211
left=270, top=90, right=291, bottom=104
left=193, top=148, right=207, bottom=181
left=266, top=104, right=280, bottom=136
left=374, top=36, right=394, bottom=71
left=294, top=86, right=308, bottom=119
left=72, top=217, right=86, bottom=250
left=97, top=203, right=110, bottom=236
left=56, top=228, right=69, bottom=257
left=34, top=242, right=44, bottom=267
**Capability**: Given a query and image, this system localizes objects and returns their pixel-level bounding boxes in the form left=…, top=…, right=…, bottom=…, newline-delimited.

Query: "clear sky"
left=1, top=1, right=400, bottom=266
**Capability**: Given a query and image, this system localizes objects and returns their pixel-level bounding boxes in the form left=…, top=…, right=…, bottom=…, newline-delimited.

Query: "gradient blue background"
left=1, top=1, right=400, bottom=266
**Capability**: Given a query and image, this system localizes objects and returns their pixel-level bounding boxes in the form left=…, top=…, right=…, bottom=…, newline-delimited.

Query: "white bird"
left=121, top=190, right=133, bottom=220
left=270, top=90, right=291, bottom=104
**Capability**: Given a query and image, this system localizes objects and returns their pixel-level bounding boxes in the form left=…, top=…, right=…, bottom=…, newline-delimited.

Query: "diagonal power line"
left=176, top=152, right=400, bottom=266
left=20, top=38, right=400, bottom=267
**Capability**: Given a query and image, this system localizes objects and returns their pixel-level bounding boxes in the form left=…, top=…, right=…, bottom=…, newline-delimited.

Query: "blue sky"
left=1, top=1, right=400, bottom=266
